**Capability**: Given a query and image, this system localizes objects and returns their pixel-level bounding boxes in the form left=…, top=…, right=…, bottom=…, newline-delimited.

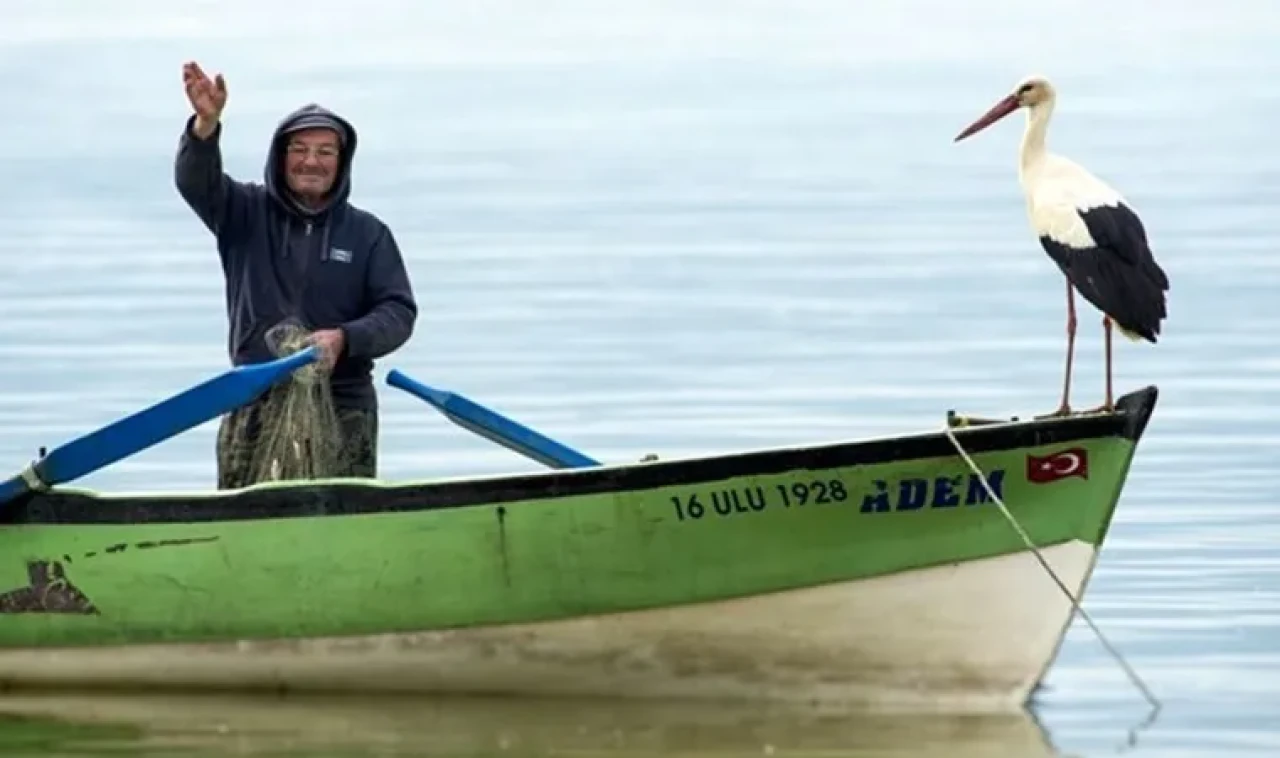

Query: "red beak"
left=953, top=94, right=1021, bottom=142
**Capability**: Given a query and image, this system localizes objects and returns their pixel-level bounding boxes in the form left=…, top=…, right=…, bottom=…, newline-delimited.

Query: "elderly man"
left=174, top=61, right=418, bottom=489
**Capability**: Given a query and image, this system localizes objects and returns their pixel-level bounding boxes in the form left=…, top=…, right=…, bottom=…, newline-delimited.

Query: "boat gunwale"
left=0, top=385, right=1159, bottom=527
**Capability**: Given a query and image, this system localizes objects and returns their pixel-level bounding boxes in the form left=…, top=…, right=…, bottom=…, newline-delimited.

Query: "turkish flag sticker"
left=1026, top=447, right=1088, bottom=484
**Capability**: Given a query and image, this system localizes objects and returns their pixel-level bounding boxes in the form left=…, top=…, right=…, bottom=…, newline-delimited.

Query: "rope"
left=19, top=464, right=47, bottom=491
left=942, top=425, right=1161, bottom=711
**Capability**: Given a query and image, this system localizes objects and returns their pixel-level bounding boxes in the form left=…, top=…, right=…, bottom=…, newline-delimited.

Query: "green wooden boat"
left=0, top=355, right=1159, bottom=712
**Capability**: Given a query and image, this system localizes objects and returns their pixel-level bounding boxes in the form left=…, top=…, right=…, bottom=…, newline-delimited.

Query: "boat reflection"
left=0, top=691, right=1065, bottom=757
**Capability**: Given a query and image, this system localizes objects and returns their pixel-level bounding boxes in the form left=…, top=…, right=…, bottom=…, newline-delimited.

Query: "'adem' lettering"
left=859, top=470, right=1005, bottom=513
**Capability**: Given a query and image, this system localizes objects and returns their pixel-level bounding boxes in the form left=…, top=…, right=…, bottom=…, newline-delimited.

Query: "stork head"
left=953, top=75, right=1056, bottom=142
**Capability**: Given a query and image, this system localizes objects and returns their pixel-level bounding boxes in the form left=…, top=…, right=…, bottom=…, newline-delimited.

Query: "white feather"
left=1020, top=153, right=1125, bottom=249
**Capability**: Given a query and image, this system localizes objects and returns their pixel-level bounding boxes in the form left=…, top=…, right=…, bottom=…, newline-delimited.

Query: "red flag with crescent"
left=1026, top=447, right=1088, bottom=484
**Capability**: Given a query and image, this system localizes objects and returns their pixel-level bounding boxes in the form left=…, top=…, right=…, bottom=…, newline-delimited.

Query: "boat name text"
left=860, top=470, right=1005, bottom=513
left=668, top=469, right=1004, bottom=522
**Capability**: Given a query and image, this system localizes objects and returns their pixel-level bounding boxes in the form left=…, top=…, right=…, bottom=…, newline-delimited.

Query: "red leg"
left=1103, top=315, right=1114, bottom=410
left=1082, top=316, right=1116, bottom=414
left=1041, top=279, right=1077, bottom=418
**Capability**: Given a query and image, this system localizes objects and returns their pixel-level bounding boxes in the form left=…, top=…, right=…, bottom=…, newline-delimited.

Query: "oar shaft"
left=0, top=346, right=320, bottom=508
left=386, top=369, right=600, bottom=469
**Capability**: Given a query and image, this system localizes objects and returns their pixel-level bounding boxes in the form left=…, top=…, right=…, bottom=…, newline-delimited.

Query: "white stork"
left=953, top=75, right=1169, bottom=416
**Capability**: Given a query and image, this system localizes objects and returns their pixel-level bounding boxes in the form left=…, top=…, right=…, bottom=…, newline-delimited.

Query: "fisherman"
left=174, top=61, right=418, bottom=489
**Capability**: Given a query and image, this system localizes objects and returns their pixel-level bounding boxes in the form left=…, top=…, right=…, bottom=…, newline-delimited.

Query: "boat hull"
left=0, top=386, right=1159, bottom=710
left=0, top=539, right=1094, bottom=712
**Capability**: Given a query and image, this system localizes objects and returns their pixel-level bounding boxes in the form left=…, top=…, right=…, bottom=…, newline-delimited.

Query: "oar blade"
left=386, top=369, right=600, bottom=469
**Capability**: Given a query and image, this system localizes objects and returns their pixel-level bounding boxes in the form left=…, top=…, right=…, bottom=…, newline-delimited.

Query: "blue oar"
left=385, top=369, right=600, bottom=469
left=0, top=346, right=321, bottom=506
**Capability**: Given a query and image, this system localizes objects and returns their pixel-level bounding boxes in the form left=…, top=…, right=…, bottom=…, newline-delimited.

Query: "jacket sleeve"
left=173, top=115, right=254, bottom=243
left=341, top=223, right=419, bottom=359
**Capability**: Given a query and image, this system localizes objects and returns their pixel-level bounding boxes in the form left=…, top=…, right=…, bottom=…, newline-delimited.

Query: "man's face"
left=283, top=127, right=341, bottom=200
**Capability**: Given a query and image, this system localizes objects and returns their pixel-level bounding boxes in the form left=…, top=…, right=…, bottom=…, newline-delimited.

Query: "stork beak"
left=953, top=94, right=1021, bottom=142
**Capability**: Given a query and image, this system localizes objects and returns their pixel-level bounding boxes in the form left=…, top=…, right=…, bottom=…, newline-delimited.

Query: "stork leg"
left=1080, top=316, right=1116, bottom=414
left=1039, top=278, right=1077, bottom=418
left=1103, top=315, right=1114, bottom=410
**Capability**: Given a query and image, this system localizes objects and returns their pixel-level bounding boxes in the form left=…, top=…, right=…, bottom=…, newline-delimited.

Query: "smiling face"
left=282, top=127, right=342, bottom=204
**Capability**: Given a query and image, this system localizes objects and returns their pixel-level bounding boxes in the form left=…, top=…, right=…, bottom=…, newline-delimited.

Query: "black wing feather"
left=1038, top=202, right=1170, bottom=343
left=1080, top=201, right=1170, bottom=290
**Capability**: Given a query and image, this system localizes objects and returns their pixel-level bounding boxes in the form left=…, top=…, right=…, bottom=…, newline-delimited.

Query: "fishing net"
left=239, top=317, right=344, bottom=484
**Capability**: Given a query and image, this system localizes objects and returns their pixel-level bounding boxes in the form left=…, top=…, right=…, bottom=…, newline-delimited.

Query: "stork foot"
left=1035, top=403, right=1074, bottom=420
left=1079, top=401, right=1116, bottom=416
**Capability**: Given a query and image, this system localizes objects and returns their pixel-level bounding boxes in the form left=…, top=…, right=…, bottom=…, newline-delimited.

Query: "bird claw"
left=1035, top=404, right=1074, bottom=420
left=1037, top=401, right=1116, bottom=419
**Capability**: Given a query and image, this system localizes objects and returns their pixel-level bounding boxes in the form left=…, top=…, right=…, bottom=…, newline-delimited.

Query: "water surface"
left=1, top=0, right=1278, bottom=754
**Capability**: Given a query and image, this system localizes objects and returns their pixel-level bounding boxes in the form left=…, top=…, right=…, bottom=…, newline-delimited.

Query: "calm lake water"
left=2, top=0, right=1279, bottom=754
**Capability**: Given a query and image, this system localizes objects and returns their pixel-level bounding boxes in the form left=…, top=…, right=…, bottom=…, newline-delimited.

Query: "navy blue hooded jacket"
left=173, top=104, right=417, bottom=410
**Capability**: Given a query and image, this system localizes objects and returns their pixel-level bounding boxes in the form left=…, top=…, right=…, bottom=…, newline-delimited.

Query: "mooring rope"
left=942, top=425, right=1161, bottom=711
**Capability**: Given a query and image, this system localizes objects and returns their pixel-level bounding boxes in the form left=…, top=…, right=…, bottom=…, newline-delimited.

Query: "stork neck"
left=1020, top=102, right=1053, bottom=170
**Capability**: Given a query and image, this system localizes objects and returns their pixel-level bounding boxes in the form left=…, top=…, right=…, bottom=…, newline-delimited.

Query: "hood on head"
left=264, top=103, right=359, bottom=217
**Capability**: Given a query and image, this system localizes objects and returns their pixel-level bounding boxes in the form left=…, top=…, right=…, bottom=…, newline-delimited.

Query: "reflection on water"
left=0, top=692, right=1060, bottom=757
